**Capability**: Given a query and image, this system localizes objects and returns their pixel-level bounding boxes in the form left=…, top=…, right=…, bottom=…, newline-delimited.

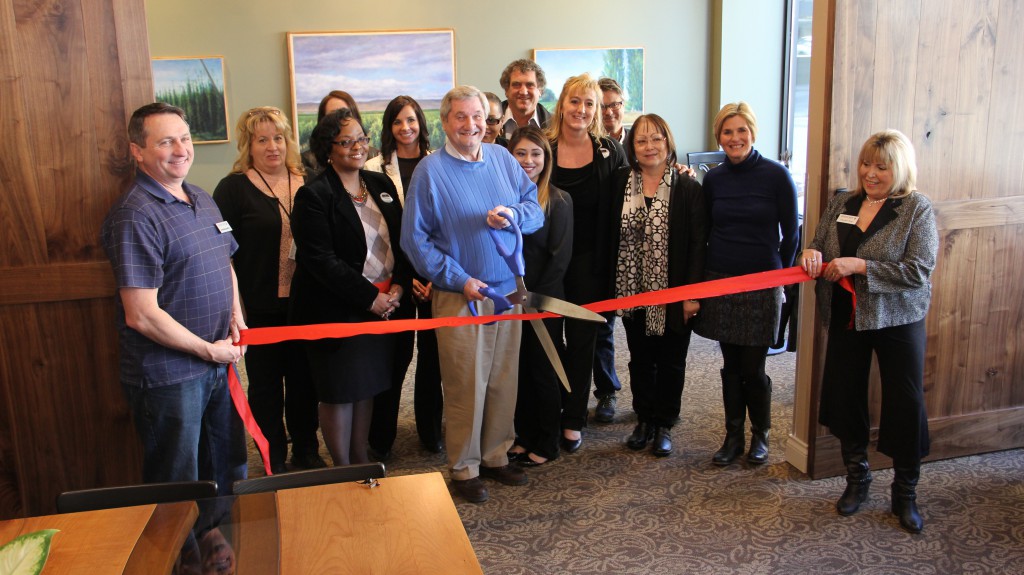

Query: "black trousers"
left=368, top=329, right=414, bottom=455
left=244, top=310, right=319, bottom=465
left=514, top=316, right=564, bottom=460
left=412, top=300, right=444, bottom=446
left=819, top=317, right=930, bottom=462
left=623, top=312, right=693, bottom=428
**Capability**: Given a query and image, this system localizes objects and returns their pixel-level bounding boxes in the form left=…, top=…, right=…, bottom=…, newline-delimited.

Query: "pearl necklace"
left=865, top=195, right=889, bottom=206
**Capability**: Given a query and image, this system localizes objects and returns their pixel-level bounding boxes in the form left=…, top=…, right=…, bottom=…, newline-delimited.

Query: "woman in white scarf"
left=610, top=114, right=709, bottom=457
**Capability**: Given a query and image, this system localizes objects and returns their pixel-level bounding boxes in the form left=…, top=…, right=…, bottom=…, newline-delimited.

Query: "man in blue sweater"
left=402, top=86, right=543, bottom=503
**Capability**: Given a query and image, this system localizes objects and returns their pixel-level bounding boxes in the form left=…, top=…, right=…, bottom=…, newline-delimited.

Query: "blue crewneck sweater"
left=703, top=148, right=799, bottom=275
left=401, top=144, right=543, bottom=295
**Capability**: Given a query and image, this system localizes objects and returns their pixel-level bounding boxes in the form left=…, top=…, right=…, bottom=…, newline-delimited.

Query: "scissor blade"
left=525, top=293, right=606, bottom=323
left=528, top=316, right=571, bottom=393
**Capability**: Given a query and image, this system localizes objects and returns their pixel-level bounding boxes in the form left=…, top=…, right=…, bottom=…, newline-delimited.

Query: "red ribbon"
left=231, top=263, right=851, bottom=474
left=227, top=363, right=273, bottom=475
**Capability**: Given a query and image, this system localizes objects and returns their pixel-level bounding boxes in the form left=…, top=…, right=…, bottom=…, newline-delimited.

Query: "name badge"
left=837, top=214, right=859, bottom=225
left=216, top=221, right=233, bottom=233
left=379, top=192, right=394, bottom=204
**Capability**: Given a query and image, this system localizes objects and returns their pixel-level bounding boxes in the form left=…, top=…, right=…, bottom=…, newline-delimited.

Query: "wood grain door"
left=800, top=0, right=1024, bottom=478
left=0, top=0, right=153, bottom=518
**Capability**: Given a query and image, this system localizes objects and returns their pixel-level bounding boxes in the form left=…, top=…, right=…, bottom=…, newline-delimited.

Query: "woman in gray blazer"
left=802, top=129, right=938, bottom=534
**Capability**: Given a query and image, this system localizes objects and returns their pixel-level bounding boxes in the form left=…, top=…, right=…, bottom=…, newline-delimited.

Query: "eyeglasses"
left=485, top=117, right=502, bottom=126
left=634, top=135, right=667, bottom=148
left=249, top=108, right=282, bottom=116
left=601, top=101, right=624, bottom=111
left=332, top=136, right=370, bottom=148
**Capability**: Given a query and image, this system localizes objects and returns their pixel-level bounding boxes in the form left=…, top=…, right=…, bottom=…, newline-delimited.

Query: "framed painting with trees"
left=533, top=47, right=644, bottom=127
left=151, top=56, right=229, bottom=144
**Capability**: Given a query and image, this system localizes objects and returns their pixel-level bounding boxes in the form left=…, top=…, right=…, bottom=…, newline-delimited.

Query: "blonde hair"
left=230, top=106, right=304, bottom=176
left=546, top=73, right=605, bottom=142
left=856, top=129, right=917, bottom=199
left=712, top=101, right=758, bottom=143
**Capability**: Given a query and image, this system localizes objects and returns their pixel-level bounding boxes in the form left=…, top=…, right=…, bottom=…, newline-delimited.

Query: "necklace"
left=346, top=177, right=368, bottom=204
left=865, top=195, right=888, bottom=206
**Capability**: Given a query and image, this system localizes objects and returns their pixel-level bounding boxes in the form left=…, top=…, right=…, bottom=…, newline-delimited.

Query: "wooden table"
left=0, top=472, right=480, bottom=574
left=275, top=471, right=481, bottom=574
left=0, top=501, right=198, bottom=575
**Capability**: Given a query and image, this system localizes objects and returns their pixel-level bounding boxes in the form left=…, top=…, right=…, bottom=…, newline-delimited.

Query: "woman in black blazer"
left=608, top=114, right=708, bottom=457
left=289, top=108, right=412, bottom=466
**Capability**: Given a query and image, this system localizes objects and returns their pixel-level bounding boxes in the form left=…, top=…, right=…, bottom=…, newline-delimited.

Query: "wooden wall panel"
left=805, top=0, right=1024, bottom=478
left=0, top=0, right=152, bottom=519
left=0, top=0, right=48, bottom=268
left=911, top=0, right=962, bottom=202
left=925, top=228, right=978, bottom=417
left=983, top=0, right=1024, bottom=199
left=949, top=0, right=998, bottom=200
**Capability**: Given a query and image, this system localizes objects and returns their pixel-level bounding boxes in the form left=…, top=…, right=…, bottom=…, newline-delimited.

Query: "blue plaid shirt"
left=101, top=171, right=237, bottom=387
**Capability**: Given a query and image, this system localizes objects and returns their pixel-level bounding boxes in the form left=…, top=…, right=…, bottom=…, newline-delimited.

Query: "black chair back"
left=686, top=151, right=728, bottom=174
left=232, top=462, right=386, bottom=495
left=57, top=480, right=218, bottom=513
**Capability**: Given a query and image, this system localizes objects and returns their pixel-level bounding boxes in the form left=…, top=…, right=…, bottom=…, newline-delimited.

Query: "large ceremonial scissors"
left=468, top=210, right=606, bottom=391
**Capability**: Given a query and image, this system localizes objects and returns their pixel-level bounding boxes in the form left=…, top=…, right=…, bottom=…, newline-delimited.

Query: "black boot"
left=712, top=370, right=746, bottom=466
left=836, top=441, right=872, bottom=516
left=626, top=422, right=654, bottom=451
left=891, top=461, right=923, bottom=533
left=745, top=374, right=772, bottom=465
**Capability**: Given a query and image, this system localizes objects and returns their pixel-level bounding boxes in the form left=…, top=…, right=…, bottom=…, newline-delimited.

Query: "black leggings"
left=719, top=343, right=768, bottom=382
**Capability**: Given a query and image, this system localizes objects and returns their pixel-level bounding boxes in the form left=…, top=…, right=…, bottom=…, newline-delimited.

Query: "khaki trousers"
left=433, top=290, right=521, bottom=481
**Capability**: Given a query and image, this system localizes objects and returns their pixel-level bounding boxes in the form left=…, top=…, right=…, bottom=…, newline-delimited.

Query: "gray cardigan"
left=808, top=190, right=938, bottom=331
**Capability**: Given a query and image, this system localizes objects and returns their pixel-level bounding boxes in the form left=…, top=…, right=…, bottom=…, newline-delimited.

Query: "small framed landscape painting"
left=151, top=56, right=229, bottom=144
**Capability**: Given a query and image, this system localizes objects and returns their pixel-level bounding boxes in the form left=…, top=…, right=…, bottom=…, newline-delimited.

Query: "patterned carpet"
left=244, top=329, right=1024, bottom=574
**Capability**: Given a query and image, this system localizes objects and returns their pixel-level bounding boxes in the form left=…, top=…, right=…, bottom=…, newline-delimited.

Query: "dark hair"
left=309, top=108, right=360, bottom=167
left=316, top=90, right=363, bottom=125
left=128, top=102, right=187, bottom=147
left=508, top=126, right=553, bottom=211
left=499, top=59, right=547, bottom=92
left=484, top=91, right=502, bottom=107
left=598, top=77, right=623, bottom=96
left=625, top=114, right=678, bottom=173
left=379, top=95, right=430, bottom=161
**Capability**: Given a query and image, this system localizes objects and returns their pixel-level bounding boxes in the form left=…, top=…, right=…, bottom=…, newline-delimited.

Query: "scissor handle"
left=486, top=210, right=524, bottom=277
left=467, top=286, right=513, bottom=324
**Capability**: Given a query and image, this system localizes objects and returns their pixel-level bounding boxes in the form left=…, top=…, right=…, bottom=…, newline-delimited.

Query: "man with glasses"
left=498, top=59, right=552, bottom=141
left=402, top=86, right=543, bottom=503
left=599, top=77, right=628, bottom=145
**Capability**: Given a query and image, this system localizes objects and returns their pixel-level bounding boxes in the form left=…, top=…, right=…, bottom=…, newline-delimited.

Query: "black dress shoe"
left=421, top=439, right=444, bottom=453
left=651, top=427, right=672, bottom=457
left=626, top=423, right=654, bottom=450
left=367, top=446, right=392, bottom=462
left=451, top=477, right=489, bottom=503
left=560, top=435, right=583, bottom=453
left=290, top=452, right=327, bottom=470
left=594, top=394, right=617, bottom=423
left=480, top=465, right=528, bottom=486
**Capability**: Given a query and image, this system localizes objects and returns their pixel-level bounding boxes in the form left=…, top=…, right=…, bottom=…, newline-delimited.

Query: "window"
left=782, top=0, right=813, bottom=215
